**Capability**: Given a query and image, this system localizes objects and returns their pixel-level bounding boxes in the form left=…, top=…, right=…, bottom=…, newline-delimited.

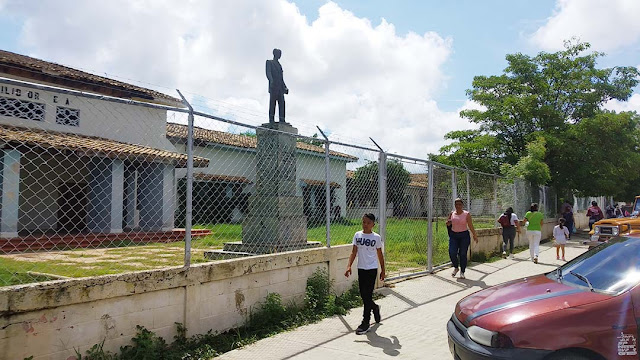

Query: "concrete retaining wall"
left=0, top=245, right=356, bottom=360
left=469, top=212, right=588, bottom=258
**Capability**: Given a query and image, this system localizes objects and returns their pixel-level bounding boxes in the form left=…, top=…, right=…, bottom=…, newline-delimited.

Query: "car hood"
left=455, top=275, right=609, bottom=328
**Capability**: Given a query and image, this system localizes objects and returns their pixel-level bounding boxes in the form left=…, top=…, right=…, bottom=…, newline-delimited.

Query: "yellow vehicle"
left=589, top=196, right=640, bottom=244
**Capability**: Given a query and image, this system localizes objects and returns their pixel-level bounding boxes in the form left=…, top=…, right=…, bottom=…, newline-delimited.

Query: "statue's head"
left=273, top=48, right=282, bottom=60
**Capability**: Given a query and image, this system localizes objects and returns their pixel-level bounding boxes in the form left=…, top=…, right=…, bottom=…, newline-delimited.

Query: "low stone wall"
left=469, top=215, right=578, bottom=258
left=0, top=245, right=356, bottom=360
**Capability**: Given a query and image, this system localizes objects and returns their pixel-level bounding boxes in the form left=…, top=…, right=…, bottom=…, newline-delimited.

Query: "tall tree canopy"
left=436, top=40, right=640, bottom=197
left=347, top=160, right=410, bottom=208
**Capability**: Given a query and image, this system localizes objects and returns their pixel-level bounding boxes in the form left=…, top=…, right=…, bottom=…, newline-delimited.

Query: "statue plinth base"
left=209, top=122, right=319, bottom=258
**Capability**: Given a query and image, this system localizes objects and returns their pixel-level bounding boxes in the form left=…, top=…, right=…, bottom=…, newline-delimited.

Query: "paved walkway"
left=218, top=237, right=589, bottom=360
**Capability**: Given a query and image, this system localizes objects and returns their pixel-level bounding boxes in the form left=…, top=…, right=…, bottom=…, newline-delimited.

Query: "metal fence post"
left=451, top=169, right=457, bottom=206
left=427, top=161, right=434, bottom=272
left=466, top=171, right=471, bottom=212
left=513, top=181, right=518, bottom=215
left=493, top=176, right=498, bottom=216
left=378, top=151, right=387, bottom=253
left=317, top=127, right=331, bottom=248
left=177, top=90, right=193, bottom=268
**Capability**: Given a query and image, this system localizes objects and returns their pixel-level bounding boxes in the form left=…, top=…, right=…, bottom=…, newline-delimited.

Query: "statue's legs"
left=269, top=93, right=286, bottom=123
left=277, top=95, right=285, bottom=122
left=268, top=93, right=277, bottom=123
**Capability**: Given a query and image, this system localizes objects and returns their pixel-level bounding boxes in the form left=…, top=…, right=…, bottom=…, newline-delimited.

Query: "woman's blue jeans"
left=449, top=230, right=471, bottom=272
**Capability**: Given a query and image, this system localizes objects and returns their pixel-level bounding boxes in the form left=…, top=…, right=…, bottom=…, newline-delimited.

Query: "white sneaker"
left=502, top=251, right=507, bottom=258
left=452, top=268, right=459, bottom=277
left=459, top=273, right=466, bottom=279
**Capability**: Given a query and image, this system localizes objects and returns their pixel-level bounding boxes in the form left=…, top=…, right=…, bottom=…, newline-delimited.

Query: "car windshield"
left=634, top=200, right=640, bottom=216
left=548, top=237, right=640, bottom=295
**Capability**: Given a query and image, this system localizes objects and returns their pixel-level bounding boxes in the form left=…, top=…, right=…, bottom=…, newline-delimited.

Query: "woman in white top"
left=553, top=218, right=570, bottom=261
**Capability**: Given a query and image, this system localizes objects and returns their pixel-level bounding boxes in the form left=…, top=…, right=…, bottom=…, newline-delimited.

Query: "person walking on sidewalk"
left=586, top=201, right=604, bottom=230
left=524, top=203, right=544, bottom=264
left=553, top=218, right=570, bottom=261
left=447, top=198, right=479, bottom=279
left=561, top=204, right=576, bottom=239
left=345, top=213, right=385, bottom=335
left=497, top=207, right=520, bottom=259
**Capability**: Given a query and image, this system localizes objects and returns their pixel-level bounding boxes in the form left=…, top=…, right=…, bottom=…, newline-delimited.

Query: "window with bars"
left=56, top=107, right=80, bottom=127
left=0, top=96, right=45, bottom=121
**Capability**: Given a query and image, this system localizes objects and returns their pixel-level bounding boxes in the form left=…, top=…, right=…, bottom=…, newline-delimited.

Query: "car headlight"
left=594, top=226, right=600, bottom=235
left=467, top=326, right=513, bottom=348
left=612, top=227, right=620, bottom=236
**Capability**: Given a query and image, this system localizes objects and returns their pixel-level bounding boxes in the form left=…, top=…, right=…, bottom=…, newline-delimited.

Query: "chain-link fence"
left=0, top=76, right=574, bottom=286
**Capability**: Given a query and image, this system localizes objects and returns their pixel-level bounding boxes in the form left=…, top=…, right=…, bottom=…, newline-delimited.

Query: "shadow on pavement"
left=354, top=323, right=402, bottom=356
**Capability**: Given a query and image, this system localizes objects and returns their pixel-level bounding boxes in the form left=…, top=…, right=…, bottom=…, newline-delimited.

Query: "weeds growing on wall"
left=57, top=268, right=364, bottom=360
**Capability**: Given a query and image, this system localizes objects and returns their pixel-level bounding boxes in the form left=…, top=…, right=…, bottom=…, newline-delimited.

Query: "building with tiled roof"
left=0, top=50, right=197, bottom=238
left=166, top=123, right=357, bottom=161
left=166, top=123, right=358, bottom=224
left=0, top=50, right=182, bottom=107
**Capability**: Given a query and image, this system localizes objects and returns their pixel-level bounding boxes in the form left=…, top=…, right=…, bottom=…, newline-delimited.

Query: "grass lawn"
left=0, top=217, right=495, bottom=286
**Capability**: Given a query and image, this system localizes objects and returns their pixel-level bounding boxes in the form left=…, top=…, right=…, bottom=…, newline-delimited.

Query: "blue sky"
left=295, top=0, right=640, bottom=111
left=296, top=0, right=558, bottom=111
left=1, top=0, right=640, bottom=155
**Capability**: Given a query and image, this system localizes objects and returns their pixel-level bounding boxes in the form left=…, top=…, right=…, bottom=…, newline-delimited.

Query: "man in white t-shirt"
left=345, top=213, right=386, bottom=335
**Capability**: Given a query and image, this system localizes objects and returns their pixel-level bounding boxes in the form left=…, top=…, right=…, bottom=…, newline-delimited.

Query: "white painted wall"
left=0, top=245, right=357, bottom=360
left=0, top=83, right=177, bottom=152
left=406, top=186, right=428, bottom=217
left=173, top=143, right=351, bottom=215
left=296, top=151, right=348, bottom=216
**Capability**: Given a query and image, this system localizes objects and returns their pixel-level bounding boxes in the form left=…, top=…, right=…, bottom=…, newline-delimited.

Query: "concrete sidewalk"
left=217, top=238, right=589, bottom=360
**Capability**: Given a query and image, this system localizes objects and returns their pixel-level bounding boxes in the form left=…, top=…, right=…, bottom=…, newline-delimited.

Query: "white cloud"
left=2, top=0, right=475, bottom=159
left=604, top=94, right=640, bottom=113
left=531, top=0, right=640, bottom=52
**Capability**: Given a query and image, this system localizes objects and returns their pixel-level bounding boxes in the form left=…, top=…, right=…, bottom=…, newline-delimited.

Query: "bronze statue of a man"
left=266, top=48, right=288, bottom=123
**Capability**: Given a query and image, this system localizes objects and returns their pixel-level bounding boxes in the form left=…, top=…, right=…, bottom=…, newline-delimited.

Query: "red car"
left=448, top=236, right=640, bottom=360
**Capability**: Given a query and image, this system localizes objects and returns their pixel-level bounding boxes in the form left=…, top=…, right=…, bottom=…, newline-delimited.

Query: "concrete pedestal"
left=207, top=122, right=320, bottom=259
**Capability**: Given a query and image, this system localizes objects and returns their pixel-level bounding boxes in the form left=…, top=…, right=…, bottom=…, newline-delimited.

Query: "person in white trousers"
left=524, top=203, right=544, bottom=264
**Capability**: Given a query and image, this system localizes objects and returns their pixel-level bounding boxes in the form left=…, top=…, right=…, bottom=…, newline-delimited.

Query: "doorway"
left=57, top=182, right=87, bottom=233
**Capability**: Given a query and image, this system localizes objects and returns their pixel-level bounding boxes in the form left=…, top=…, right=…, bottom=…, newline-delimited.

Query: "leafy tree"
left=558, top=111, right=640, bottom=198
left=501, top=137, right=550, bottom=186
left=347, top=160, right=410, bottom=208
left=431, top=130, right=503, bottom=174
left=436, top=39, right=640, bottom=195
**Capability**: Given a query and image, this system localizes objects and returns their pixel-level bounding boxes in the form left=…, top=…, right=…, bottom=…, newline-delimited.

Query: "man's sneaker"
left=355, top=323, right=370, bottom=335
left=533, top=257, right=538, bottom=264
left=459, top=272, right=466, bottom=279
left=451, top=267, right=459, bottom=277
left=502, top=251, right=507, bottom=258
left=373, top=304, right=381, bottom=323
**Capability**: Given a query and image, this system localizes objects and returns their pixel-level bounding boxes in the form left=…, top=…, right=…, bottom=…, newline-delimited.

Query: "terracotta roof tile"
left=301, top=178, right=342, bottom=188
left=346, top=170, right=355, bottom=179
left=0, top=50, right=181, bottom=106
left=0, top=124, right=208, bottom=168
left=194, top=173, right=252, bottom=184
left=408, top=173, right=428, bottom=188
left=166, top=123, right=357, bottom=161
